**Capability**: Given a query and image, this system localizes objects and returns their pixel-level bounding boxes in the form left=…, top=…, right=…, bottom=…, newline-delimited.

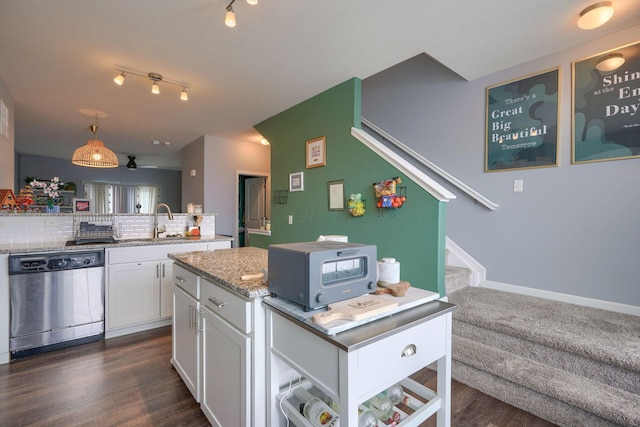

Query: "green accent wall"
left=253, top=78, right=447, bottom=295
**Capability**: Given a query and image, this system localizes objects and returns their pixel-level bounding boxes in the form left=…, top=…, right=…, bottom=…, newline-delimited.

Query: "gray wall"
left=362, top=25, right=640, bottom=306
left=17, top=154, right=182, bottom=212
left=0, top=77, right=14, bottom=189
left=182, top=135, right=270, bottom=238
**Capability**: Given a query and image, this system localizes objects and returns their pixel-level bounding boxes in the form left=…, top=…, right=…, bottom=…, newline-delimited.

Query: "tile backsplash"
left=0, top=213, right=216, bottom=243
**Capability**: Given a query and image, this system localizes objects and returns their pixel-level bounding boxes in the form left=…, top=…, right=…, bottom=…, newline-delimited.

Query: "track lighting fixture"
left=72, top=115, right=119, bottom=168
left=113, top=68, right=191, bottom=101
left=577, top=1, right=614, bottom=30
left=224, top=0, right=258, bottom=28
left=596, top=53, right=625, bottom=72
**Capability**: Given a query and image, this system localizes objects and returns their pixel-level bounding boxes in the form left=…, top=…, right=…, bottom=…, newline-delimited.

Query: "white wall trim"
left=445, top=236, right=485, bottom=287
left=482, top=280, right=640, bottom=316
left=351, top=127, right=456, bottom=203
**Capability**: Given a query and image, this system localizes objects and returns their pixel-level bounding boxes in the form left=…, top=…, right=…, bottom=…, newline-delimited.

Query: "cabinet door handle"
left=401, top=344, right=417, bottom=358
left=156, top=264, right=160, bottom=278
left=162, top=263, right=166, bottom=278
left=175, top=276, right=186, bottom=282
left=208, top=297, right=225, bottom=308
left=196, top=308, right=203, bottom=333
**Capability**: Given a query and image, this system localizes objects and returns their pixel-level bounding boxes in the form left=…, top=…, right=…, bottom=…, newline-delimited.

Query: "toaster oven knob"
left=367, top=281, right=375, bottom=290
left=315, top=292, right=326, bottom=303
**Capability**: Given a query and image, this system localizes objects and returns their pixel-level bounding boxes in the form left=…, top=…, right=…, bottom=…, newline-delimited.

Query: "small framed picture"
left=289, top=172, right=304, bottom=192
left=306, top=136, right=326, bottom=168
left=327, top=180, right=344, bottom=210
left=73, top=198, right=91, bottom=212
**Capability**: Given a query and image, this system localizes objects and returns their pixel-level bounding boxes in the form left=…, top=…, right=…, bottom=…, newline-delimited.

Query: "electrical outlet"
left=288, top=215, right=293, bottom=225
left=513, top=179, right=523, bottom=192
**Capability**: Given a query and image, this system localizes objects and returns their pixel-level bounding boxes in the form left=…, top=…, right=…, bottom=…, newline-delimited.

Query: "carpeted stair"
left=447, top=286, right=640, bottom=427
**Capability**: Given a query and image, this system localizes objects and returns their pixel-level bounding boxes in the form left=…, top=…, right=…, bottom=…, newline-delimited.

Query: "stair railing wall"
left=361, top=118, right=499, bottom=211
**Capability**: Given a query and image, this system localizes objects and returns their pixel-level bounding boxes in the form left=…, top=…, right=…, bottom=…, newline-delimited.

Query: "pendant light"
left=127, top=155, right=137, bottom=170
left=71, top=115, right=119, bottom=168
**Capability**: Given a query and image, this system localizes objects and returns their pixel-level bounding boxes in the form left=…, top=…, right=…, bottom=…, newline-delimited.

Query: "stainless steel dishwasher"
left=9, top=249, right=105, bottom=359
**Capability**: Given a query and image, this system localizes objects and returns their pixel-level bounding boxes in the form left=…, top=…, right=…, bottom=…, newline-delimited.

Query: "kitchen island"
left=169, top=247, right=269, bottom=427
left=170, top=246, right=455, bottom=426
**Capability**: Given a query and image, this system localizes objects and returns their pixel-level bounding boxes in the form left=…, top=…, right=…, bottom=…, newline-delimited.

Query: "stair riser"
left=452, top=361, right=621, bottom=427
left=454, top=320, right=640, bottom=394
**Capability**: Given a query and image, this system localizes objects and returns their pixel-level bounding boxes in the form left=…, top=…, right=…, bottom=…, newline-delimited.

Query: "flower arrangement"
left=30, top=177, right=65, bottom=208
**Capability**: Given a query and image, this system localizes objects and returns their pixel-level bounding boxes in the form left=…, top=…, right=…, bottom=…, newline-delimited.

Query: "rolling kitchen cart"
left=264, top=299, right=455, bottom=426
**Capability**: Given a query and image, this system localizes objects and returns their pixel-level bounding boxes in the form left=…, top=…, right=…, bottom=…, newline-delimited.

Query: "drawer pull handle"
left=208, top=297, right=225, bottom=308
left=176, top=276, right=186, bottom=282
left=401, top=344, right=417, bottom=358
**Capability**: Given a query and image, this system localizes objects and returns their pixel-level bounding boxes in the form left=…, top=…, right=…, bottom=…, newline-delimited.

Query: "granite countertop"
left=0, top=235, right=232, bottom=254
left=169, top=246, right=269, bottom=299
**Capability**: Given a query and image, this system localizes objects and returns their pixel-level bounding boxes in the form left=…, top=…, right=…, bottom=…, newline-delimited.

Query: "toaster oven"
left=268, top=241, right=377, bottom=311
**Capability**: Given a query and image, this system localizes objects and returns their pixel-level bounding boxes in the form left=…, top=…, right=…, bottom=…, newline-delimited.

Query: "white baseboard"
left=105, top=318, right=172, bottom=339
left=483, top=280, right=640, bottom=317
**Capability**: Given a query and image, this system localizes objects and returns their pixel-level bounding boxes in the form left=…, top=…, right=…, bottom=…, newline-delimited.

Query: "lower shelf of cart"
left=276, top=377, right=440, bottom=426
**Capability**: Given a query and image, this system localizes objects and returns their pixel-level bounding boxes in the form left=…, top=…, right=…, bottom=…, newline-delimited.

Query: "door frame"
left=235, top=170, right=270, bottom=247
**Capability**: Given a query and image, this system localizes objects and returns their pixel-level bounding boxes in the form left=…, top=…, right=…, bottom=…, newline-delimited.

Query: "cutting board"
left=311, top=295, right=398, bottom=325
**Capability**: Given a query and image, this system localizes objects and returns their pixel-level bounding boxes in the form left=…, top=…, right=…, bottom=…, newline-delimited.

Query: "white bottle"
left=295, top=387, right=340, bottom=427
left=303, top=397, right=340, bottom=426
left=358, top=407, right=378, bottom=427
left=384, top=383, right=404, bottom=405
left=364, top=393, right=393, bottom=420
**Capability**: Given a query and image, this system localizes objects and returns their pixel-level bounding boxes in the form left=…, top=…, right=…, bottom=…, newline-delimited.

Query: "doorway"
left=237, top=172, right=269, bottom=247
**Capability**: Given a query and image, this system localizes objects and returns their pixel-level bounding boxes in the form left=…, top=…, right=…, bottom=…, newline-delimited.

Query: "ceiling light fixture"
left=596, top=53, right=625, bottom=72
left=71, top=115, right=119, bottom=168
left=114, top=72, right=125, bottom=85
left=577, top=1, right=614, bottom=30
left=127, top=155, right=137, bottom=170
left=113, top=69, right=191, bottom=101
left=224, top=0, right=258, bottom=27
left=225, top=1, right=236, bottom=27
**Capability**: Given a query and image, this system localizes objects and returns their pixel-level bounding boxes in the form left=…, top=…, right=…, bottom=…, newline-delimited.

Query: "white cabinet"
left=172, top=265, right=201, bottom=401
left=160, top=260, right=174, bottom=318
left=106, top=242, right=229, bottom=338
left=201, top=306, right=251, bottom=427
left=172, top=266, right=266, bottom=426
left=265, top=301, right=455, bottom=426
left=107, top=261, right=159, bottom=329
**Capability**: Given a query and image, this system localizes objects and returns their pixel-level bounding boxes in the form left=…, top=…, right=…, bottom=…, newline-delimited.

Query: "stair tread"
left=448, top=286, right=640, bottom=372
left=453, top=335, right=640, bottom=426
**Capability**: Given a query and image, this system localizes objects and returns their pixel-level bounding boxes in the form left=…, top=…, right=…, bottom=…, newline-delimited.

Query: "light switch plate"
left=514, top=179, right=523, bottom=192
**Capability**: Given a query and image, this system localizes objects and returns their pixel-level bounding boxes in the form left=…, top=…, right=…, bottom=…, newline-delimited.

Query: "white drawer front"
left=356, top=314, right=447, bottom=399
left=201, top=279, right=252, bottom=333
left=108, top=243, right=209, bottom=264
left=173, top=264, right=200, bottom=299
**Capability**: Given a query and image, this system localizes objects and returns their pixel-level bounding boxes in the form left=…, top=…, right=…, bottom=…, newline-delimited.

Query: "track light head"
left=225, top=5, right=236, bottom=27
left=247, top=0, right=258, bottom=5
left=180, top=88, right=188, bottom=101
left=114, top=72, right=125, bottom=85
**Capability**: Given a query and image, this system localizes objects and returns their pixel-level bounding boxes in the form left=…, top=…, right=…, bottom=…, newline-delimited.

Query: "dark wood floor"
left=0, top=326, right=556, bottom=426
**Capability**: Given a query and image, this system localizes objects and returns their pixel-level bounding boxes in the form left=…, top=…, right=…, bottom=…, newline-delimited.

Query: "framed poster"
left=289, top=172, right=304, bottom=192
left=327, top=180, right=344, bottom=210
left=485, top=68, right=559, bottom=172
left=306, top=136, right=326, bottom=168
left=72, top=198, right=91, bottom=212
left=572, top=41, right=640, bottom=164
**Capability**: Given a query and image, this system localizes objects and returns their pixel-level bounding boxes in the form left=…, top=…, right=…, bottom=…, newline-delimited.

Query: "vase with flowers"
left=30, top=177, right=65, bottom=212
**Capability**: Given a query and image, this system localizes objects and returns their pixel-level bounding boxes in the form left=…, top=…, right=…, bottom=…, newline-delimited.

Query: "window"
left=84, top=182, right=159, bottom=214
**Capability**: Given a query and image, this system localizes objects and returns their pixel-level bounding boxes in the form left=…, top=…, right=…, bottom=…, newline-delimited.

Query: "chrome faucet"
left=154, top=203, right=174, bottom=238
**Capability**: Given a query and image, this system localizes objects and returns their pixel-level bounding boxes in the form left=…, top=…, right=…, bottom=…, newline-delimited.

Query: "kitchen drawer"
left=173, top=264, right=200, bottom=299
left=201, top=278, right=252, bottom=334
left=355, top=314, right=447, bottom=400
